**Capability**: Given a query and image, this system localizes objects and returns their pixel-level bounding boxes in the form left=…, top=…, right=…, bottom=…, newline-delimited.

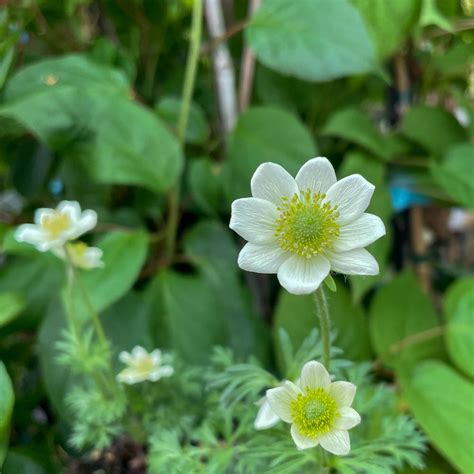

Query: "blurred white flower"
left=254, top=396, right=280, bottom=430
left=116, top=346, right=173, bottom=385
left=15, top=200, right=97, bottom=252
left=52, top=241, right=104, bottom=270
left=230, top=157, right=385, bottom=294
left=266, top=361, right=360, bottom=454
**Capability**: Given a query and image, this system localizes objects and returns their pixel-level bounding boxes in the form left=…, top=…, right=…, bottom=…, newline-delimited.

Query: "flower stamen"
left=275, top=190, right=340, bottom=258
left=41, top=211, right=71, bottom=239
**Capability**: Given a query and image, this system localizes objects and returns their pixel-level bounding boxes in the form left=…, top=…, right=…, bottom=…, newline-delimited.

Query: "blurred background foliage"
left=0, top=0, right=473, bottom=472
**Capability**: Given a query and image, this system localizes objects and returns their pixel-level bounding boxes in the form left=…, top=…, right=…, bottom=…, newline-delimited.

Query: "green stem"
left=164, top=0, right=203, bottom=261
left=314, top=286, right=331, bottom=369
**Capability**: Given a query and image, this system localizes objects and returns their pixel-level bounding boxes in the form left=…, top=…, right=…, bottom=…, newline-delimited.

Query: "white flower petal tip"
left=53, top=242, right=103, bottom=270
left=116, top=346, right=173, bottom=385
left=15, top=200, right=98, bottom=252
left=267, top=360, right=360, bottom=455
left=229, top=158, right=384, bottom=291
left=254, top=399, right=280, bottom=430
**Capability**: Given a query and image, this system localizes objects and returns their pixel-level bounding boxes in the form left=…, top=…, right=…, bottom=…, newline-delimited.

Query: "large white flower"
left=229, top=158, right=386, bottom=295
left=52, top=242, right=104, bottom=270
left=15, top=200, right=97, bottom=252
left=266, top=361, right=360, bottom=454
left=116, top=346, right=174, bottom=385
left=254, top=396, right=280, bottom=430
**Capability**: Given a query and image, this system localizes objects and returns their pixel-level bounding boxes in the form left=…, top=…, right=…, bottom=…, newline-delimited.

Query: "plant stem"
left=164, top=0, right=203, bottom=261
left=313, top=286, right=331, bottom=369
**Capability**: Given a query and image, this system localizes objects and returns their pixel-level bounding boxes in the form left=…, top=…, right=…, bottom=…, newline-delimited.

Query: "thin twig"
left=200, top=18, right=249, bottom=54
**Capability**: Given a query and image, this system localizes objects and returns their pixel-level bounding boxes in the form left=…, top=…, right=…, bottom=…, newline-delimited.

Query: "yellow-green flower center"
left=133, top=356, right=155, bottom=377
left=291, top=387, right=339, bottom=438
left=275, top=190, right=340, bottom=258
left=41, top=212, right=71, bottom=239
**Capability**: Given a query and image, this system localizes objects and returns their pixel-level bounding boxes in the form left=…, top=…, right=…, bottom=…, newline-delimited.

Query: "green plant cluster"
left=0, top=0, right=473, bottom=472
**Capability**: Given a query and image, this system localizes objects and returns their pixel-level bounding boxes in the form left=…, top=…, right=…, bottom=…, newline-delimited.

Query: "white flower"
left=266, top=361, right=360, bottom=455
left=229, top=158, right=386, bottom=295
left=52, top=241, right=104, bottom=270
left=254, top=396, right=280, bottom=430
left=15, top=200, right=97, bottom=252
left=116, top=346, right=174, bottom=385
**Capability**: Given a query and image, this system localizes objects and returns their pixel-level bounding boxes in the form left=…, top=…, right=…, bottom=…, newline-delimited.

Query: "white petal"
left=238, top=242, right=290, bottom=274
left=69, top=210, right=97, bottom=239
left=150, top=349, right=162, bottom=364
left=299, top=361, right=331, bottom=391
left=295, top=157, right=337, bottom=195
left=83, top=247, right=104, bottom=269
left=116, top=369, right=143, bottom=384
left=334, top=407, right=361, bottom=430
left=254, top=399, right=280, bottom=430
left=15, top=225, right=46, bottom=245
left=329, top=381, right=357, bottom=407
left=34, top=208, right=55, bottom=226
left=156, top=365, right=174, bottom=378
left=57, top=201, right=81, bottom=222
left=277, top=255, right=330, bottom=295
left=266, top=381, right=301, bottom=423
left=326, top=248, right=379, bottom=276
left=319, top=430, right=350, bottom=455
left=290, top=424, right=319, bottom=450
left=230, top=198, right=279, bottom=244
left=251, top=162, right=299, bottom=205
left=333, top=213, right=386, bottom=252
left=131, top=346, right=148, bottom=359
left=118, top=351, right=132, bottom=364
left=37, top=239, right=65, bottom=252
left=325, top=175, right=375, bottom=225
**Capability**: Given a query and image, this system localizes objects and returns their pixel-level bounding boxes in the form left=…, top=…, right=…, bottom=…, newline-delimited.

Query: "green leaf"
left=323, top=108, right=408, bottom=161
left=274, top=282, right=371, bottom=369
left=66, top=230, right=148, bottom=321
left=369, top=270, right=443, bottom=370
left=431, top=143, right=474, bottom=209
left=401, top=360, right=473, bottom=473
left=247, top=0, right=377, bottom=82
left=225, top=107, right=316, bottom=201
left=0, top=292, right=25, bottom=327
left=0, top=55, right=182, bottom=193
left=444, top=277, right=474, bottom=378
left=400, top=106, right=466, bottom=156
left=339, top=152, right=393, bottom=301
left=156, top=96, right=209, bottom=145
left=351, top=0, right=421, bottom=59
left=418, top=0, right=453, bottom=31
left=0, top=362, right=14, bottom=467
left=187, top=158, right=225, bottom=216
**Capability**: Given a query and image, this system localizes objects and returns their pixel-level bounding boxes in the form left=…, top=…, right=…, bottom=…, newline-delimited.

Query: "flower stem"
left=164, top=0, right=203, bottom=261
left=314, top=286, right=331, bottom=369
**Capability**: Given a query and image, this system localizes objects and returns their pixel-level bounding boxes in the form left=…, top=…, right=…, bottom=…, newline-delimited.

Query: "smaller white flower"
left=52, top=242, right=104, bottom=270
left=15, top=200, right=97, bottom=252
left=116, top=346, right=173, bottom=385
left=266, top=361, right=360, bottom=455
left=254, top=396, right=280, bottom=430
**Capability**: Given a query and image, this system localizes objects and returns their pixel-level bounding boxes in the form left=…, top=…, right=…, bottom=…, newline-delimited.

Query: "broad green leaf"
left=156, top=96, right=209, bottom=145
left=400, top=106, right=466, bottom=156
left=159, top=270, right=227, bottom=364
left=225, top=107, right=316, bottom=201
left=66, top=230, right=148, bottom=322
left=274, top=282, right=371, bottom=370
left=183, top=221, right=267, bottom=360
left=370, top=270, right=443, bottom=370
left=351, top=0, right=421, bottom=59
left=3, top=450, right=49, bottom=474
left=401, top=361, right=474, bottom=473
left=0, top=55, right=182, bottom=193
left=418, top=0, right=453, bottom=31
left=188, top=158, right=225, bottom=216
left=0, top=362, right=14, bottom=467
left=431, top=143, right=474, bottom=209
left=247, top=0, right=377, bottom=82
left=339, top=152, right=393, bottom=301
left=432, top=41, right=474, bottom=78
left=323, top=108, right=409, bottom=161
left=444, top=277, right=474, bottom=378
left=0, top=292, right=25, bottom=327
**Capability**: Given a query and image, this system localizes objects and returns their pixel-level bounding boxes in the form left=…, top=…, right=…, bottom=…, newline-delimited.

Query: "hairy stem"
left=314, top=286, right=331, bottom=369
left=164, top=0, right=203, bottom=261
